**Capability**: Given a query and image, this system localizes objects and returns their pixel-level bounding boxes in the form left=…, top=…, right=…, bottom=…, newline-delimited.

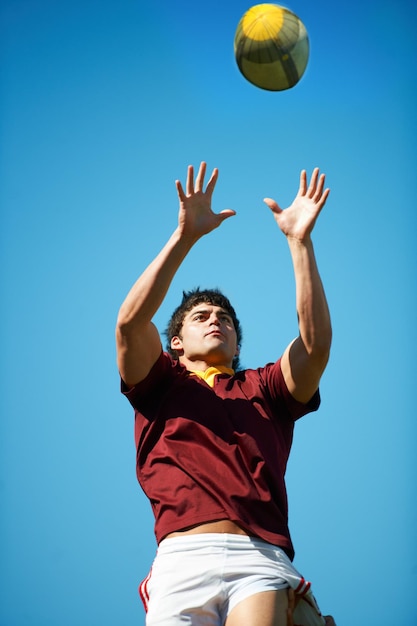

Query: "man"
left=116, top=162, right=336, bottom=625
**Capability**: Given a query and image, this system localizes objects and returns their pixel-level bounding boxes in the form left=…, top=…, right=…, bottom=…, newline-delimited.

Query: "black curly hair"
left=164, top=287, right=243, bottom=371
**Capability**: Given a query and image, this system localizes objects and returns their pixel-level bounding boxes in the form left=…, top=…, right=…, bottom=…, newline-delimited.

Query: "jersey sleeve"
left=120, top=350, right=173, bottom=411
left=260, top=358, right=320, bottom=421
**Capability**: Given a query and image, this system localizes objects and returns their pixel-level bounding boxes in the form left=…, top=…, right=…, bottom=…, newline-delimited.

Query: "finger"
left=175, top=180, right=186, bottom=202
left=186, top=165, right=194, bottom=196
left=298, top=169, right=307, bottom=196
left=195, top=161, right=207, bottom=192
left=263, top=197, right=282, bottom=213
left=205, top=167, right=219, bottom=196
left=317, top=187, right=330, bottom=210
left=307, top=167, right=320, bottom=197
left=313, top=173, right=326, bottom=202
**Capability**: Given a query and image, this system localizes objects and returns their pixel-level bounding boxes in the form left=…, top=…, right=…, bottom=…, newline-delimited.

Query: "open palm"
left=176, top=162, right=235, bottom=241
left=264, top=168, right=330, bottom=241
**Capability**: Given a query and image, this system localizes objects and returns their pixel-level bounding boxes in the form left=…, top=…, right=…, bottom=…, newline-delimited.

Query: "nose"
left=209, top=313, right=221, bottom=326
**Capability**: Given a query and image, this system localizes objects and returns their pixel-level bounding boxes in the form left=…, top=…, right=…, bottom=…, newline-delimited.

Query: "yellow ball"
left=234, top=3, right=309, bottom=91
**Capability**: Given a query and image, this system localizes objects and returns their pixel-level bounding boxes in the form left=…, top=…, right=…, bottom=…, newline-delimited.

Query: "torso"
left=124, top=352, right=318, bottom=558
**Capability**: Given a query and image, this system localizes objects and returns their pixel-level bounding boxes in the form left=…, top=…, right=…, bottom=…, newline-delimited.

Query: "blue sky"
left=1, top=1, right=416, bottom=624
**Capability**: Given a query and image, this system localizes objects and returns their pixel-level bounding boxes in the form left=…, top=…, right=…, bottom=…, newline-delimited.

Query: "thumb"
left=263, top=197, right=282, bottom=214
left=218, top=209, right=236, bottom=223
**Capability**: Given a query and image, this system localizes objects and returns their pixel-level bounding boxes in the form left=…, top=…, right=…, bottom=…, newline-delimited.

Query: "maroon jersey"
left=122, top=351, right=320, bottom=560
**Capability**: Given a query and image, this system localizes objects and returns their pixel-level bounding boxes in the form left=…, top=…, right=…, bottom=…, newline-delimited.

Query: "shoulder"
left=238, top=359, right=320, bottom=421
left=121, top=351, right=185, bottom=406
left=235, top=359, right=284, bottom=388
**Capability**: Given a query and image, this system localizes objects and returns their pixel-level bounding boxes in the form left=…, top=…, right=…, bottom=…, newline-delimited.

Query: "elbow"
left=320, top=324, right=333, bottom=353
left=304, top=327, right=332, bottom=368
left=313, top=330, right=332, bottom=367
left=116, top=309, right=130, bottom=334
left=115, top=310, right=140, bottom=349
left=115, top=312, right=130, bottom=342
left=116, top=303, right=141, bottom=336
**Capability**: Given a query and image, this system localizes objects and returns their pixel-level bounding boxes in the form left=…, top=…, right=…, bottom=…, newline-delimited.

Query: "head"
left=165, top=288, right=242, bottom=371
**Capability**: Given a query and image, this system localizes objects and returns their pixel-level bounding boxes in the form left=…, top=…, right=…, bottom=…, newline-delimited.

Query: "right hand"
left=175, top=162, right=235, bottom=242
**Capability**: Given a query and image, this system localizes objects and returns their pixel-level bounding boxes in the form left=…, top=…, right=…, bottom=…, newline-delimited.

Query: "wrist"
left=286, top=234, right=313, bottom=251
left=172, top=226, right=199, bottom=250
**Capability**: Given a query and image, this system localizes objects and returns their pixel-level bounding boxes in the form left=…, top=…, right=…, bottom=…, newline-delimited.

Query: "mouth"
left=205, top=330, right=224, bottom=338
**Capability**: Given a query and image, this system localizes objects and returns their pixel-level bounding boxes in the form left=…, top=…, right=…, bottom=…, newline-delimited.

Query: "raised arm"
left=264, top=168, right=332, bottom=403
left=116, top=162, right=235, bottom=387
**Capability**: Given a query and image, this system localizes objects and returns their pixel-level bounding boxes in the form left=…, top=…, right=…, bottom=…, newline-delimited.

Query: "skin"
left=226, top=589, right=289, bottom=626
left=226, top=588, right=337, bottom=625
left=116, top=163, right=235, bottom=387
left=116, top=162, right=335, bottom=625
left=170, top=303, right=239, bottom=371
left=264, top=168, right=332, bottom=403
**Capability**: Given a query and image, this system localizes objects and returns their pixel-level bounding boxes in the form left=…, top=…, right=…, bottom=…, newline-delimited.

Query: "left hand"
left=287, top=589, right=337, bottom=626
left=264, top=168, right=330, bottom=242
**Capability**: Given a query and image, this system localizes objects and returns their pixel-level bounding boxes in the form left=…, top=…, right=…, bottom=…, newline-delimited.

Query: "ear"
left=235, top=344, right=240, bottom=356
left=171, top=336, right=183, bottom=352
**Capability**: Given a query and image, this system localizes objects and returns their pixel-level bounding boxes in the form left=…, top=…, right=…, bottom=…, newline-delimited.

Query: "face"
left=170, top=303, right=239, bottom=370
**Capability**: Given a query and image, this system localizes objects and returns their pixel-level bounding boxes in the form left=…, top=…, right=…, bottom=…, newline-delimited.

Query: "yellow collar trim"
left=189, top=366, right=234, bottom=388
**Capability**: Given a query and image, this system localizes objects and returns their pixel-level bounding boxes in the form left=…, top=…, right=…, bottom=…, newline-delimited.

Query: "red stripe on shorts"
left=294, top=576, right=311, bottom=597
left=139, top=569, right=152, bottom=613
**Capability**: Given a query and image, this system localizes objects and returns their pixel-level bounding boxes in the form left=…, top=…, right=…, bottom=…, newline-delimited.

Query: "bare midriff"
left=165, top=519, right=249, bottom=540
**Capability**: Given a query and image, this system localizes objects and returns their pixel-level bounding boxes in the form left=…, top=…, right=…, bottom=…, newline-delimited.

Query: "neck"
left=179, top=356, right=233, bottom=372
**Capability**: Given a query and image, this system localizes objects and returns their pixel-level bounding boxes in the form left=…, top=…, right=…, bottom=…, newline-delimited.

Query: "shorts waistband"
left=157, top=533, right=283, bottom=556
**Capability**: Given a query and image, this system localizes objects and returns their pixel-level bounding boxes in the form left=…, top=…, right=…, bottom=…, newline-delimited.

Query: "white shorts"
left=139, top=534, right=325, bottom=625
